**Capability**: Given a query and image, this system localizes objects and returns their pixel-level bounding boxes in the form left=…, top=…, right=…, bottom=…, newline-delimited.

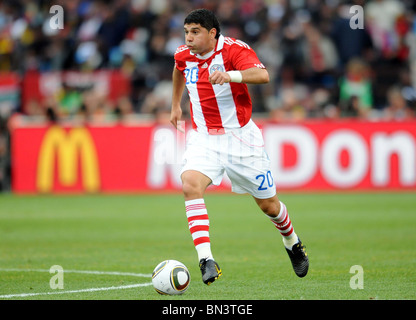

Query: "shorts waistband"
left=200, top=119, right=254, bottom=136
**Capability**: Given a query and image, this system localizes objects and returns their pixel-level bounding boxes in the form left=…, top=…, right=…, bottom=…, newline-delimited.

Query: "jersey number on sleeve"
left=184, top=67, right=199, bottom=84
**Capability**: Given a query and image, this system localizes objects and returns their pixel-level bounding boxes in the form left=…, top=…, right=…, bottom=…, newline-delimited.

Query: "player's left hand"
left=208, top=71, right=231, bottom=85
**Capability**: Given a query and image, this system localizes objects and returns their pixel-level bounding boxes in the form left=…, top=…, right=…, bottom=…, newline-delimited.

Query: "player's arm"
left=209, top=67, right=269, bottom=85
left=170, top=66, right=186, bottom=132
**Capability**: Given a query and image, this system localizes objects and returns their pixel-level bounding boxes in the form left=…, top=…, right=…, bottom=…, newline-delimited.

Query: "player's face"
left=184, top=23, right=216, bottom=56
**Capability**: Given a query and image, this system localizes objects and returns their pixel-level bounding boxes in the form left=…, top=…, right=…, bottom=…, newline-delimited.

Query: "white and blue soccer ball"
left=152, top=260, right=190, bottom=295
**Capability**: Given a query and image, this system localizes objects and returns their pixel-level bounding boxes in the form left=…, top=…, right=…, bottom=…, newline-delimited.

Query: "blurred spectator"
left=331, top=3, right=374, bottom=68
left=396, top=67, right=416, bottom=111
left=77, top=86, right=112, bottom=123
left=254, top=29, right=283, bottom=111
left=58, top=82, right=84, bottom=116
left=0, top=114, right=10, bottom=191
left=406, top=11, right=416, bottom=98
left=0, top=73, right=19, bottom=117
left=364, top=0, right=406, bottom=60
left=382, top=85, right=414, bottom=120
left=300, top=22, right=339, bottom=89
left=140, top=79, right=172, bottom=115
left=269, top=66, right=310, bottom=122
left=338, top=58, right=373, bottom=118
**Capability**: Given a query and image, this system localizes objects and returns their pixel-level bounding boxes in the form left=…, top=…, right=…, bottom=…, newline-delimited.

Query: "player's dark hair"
left=184, top=9, right=221, bottom=39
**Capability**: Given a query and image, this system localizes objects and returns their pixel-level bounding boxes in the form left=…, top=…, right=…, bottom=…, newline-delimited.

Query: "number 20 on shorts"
left=256, top=171, right=274, bottom=190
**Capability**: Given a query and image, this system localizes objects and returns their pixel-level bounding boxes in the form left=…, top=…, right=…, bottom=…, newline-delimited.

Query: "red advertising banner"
left=10, top=120, right=416, bottom=193
left=20, top=70, right=130, bottom=114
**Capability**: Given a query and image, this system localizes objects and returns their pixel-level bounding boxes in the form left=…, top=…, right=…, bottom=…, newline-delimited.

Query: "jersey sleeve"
left=174, top=45, right=188, bottom=72
left=228, top=40, right=266, bottom=71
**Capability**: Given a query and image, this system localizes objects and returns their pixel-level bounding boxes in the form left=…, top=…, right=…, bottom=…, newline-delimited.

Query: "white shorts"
left=180, top=120, right=276, bottom=199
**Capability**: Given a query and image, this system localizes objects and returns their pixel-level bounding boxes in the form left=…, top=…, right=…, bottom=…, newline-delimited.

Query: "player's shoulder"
left=223, top=36, right=252, bottom=51
left=174, top=45, right=191, bottom=60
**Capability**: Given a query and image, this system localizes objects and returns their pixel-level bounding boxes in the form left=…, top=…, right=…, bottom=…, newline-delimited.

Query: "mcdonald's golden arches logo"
left=37, top=126, right=100, bottom=192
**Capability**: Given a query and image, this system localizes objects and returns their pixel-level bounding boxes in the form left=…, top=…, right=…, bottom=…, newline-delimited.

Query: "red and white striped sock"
left=185, top=198, right=213, bottom=261
left=269, top=201, right=299, bottom=250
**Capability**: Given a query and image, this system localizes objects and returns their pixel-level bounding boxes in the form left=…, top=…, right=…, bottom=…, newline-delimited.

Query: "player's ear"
left=209, top=28, right=217, bottom=40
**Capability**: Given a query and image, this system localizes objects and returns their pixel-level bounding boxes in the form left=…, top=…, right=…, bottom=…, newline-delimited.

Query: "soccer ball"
left=152, top=260, right=190, bottom=295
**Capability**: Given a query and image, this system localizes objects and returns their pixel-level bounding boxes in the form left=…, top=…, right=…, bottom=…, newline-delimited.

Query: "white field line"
left=0, top=268, right=152, bottom=277
left=0, top=283, right=153, bottom=299
left=0, top=268, right=153, bottom=299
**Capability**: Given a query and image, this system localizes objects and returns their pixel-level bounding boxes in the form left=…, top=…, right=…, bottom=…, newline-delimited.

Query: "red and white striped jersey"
left=174, top=35, right=266, bottom=134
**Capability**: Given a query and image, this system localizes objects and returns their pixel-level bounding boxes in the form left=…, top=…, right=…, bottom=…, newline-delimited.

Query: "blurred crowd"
left=0, top=0, right=415, bottom=123
left=1, top=0, right=416, bottom=191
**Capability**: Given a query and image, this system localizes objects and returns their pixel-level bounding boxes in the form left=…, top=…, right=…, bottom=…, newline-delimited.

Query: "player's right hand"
left=170, top=106, right=184, bottom=133
left=208, top=71, right=231, bottom=85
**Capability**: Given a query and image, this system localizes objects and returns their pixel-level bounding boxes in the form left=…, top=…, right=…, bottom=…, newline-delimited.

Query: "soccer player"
left=170, top=8, right=309, bottom=285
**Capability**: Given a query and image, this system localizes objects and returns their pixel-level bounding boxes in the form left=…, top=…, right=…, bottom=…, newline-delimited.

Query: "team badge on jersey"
left=209, top=64, right=225, bottom=75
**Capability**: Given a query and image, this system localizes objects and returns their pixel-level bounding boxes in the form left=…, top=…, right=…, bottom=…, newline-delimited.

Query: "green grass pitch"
left=0, top=192, right=415, bottom=300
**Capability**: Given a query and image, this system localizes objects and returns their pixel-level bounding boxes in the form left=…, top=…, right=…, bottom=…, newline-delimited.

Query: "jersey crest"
left=209, top=64, right=225, bottom=74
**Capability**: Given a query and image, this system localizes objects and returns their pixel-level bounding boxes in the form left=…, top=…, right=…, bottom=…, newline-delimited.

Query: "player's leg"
left=253, top=195, right=298, bottom=248
left=224, top=120, right=309, bottom=277
left=181, top=170, right=222, bottom=284
left=226, top=164, right=309, bottom=277
left=254, top=195, right=309, bottom=277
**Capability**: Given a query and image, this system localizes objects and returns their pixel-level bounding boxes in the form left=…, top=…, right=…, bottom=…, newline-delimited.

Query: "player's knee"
left=182, top=180, right=203, bottom=199
left=181, top=171, right=211, bottom=200
left=258, top=199, right=280, bottom=217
